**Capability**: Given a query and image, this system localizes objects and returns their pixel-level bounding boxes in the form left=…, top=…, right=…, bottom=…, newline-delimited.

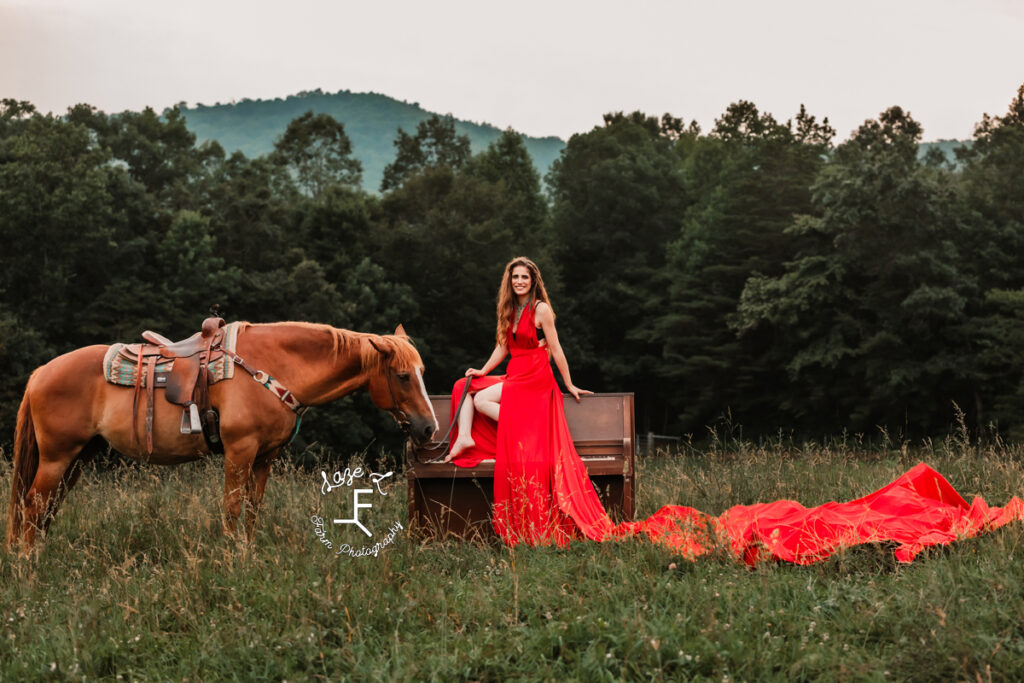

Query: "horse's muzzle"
left=405, top=415, right=436, bottom=446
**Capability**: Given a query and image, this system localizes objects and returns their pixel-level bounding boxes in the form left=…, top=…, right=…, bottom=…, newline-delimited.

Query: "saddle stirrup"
left=180, top=401, right=203, bottom=434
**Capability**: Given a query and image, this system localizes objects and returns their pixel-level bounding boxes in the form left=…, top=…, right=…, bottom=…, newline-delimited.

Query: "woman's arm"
left=535, top=302, right=593, bottom=402
left=465, top=343, right=508, bottom=377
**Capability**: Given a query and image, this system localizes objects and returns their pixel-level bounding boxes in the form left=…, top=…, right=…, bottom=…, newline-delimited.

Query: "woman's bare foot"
left=445, top=435, right=475, bottom=462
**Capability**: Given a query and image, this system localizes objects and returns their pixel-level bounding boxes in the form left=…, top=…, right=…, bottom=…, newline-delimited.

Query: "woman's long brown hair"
left=495, top=256, right=554, bottom=345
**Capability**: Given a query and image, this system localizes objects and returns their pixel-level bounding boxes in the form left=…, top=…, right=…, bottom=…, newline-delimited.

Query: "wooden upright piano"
left=405, top=392, right=635, bottom=539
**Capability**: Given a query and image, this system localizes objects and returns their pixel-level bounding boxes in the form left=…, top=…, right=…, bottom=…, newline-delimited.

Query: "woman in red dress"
left=443, top=256, right=616, bottom=546
left=439, top=259, right=1024, bottom=560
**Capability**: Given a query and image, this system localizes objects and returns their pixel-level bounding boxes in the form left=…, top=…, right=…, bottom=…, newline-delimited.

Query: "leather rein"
left=380, top=362, right=476, bottom=463
left=413, top=374, right=475, bottom=463
left=430, top=375, right=473, bottom=448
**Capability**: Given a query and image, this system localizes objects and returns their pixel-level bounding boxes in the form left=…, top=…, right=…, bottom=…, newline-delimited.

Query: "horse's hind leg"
left=244, top=449, right=280, bottom=539
left=9, top=347, right=107, bottom=551
left=19, top=415, right=102, bottom=549
left=18, top=433, right=102, bottom=548
left=38, top=437, right=105, bottom=535
left=20, top=447, right=88, bottom=549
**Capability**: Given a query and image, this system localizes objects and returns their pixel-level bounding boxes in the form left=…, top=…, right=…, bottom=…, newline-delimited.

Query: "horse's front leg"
left=244, top=449, right=280, bottom=539
left=223, top=437, right=261, bottom=537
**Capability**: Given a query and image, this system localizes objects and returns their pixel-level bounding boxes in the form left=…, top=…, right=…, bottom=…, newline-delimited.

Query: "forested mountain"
left=175, top=89, right=566, bottom=192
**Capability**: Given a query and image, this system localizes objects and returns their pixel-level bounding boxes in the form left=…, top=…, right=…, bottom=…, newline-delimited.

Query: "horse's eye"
left=397, top=373, right=411, bottom=382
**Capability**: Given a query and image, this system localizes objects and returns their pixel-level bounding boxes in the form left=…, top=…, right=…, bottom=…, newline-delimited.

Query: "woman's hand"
left=567, top=384, right=593, bottom=402
left=465, top=345, right=506, bottom=380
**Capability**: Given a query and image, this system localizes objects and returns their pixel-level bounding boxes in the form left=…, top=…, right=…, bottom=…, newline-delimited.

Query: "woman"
left=443, top=256, right=617, bottom=546
left=437, top=258, right=1024, bottom=563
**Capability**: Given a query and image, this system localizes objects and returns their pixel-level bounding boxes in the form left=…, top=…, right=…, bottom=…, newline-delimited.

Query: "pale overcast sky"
left=2, top=0, right=1022, bottom=142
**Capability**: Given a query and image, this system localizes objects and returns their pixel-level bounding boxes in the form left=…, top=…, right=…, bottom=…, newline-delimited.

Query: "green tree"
left=57, top=104, right=241, bottom=340
left=296, top=186, right=414, bottom=330
left=651, top=102, right=834, bottom=434
left=153, top=211, right=242, bottom=332
left=271, top=110, right=362, bottom=198
left=465, top=128, right=549, bottom=255
left=201, top=151, right=296, bottom=276
left=546, top=112, right=691, bottom=430
left=380, top=114, right=471, bottom=192
left=67, top=104, right=223, bottom=213
left=376, top=127, right=549, bottom=388
left=959, top=85, right=1024, bottom=434
left=0, top=100, right=122, bottom=344
left=736, top=107, right=974, bottom=434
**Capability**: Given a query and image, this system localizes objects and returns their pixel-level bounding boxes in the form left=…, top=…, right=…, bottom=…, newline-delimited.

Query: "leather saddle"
left=121, top=316, right=227, bottom=454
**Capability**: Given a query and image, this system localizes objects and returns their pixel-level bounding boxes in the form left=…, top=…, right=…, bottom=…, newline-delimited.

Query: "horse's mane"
left=240, top=321, right=422, bottom=372
left=357, top=331, right=422, bottom=373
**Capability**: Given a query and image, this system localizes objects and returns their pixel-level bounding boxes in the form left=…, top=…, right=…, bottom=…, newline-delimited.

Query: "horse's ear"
left=368, top=336, right=393, bottom=358
left=394, top=324, right=407, bottom=337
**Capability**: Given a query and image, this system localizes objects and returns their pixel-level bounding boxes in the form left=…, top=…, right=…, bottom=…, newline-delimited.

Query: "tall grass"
left=2, top=435, right=1023, bottom=681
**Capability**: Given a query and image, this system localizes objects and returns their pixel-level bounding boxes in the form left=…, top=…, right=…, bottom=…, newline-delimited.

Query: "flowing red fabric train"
left=624, top=463, right=1024, bottom=565
left=447, top=307, right=1024, bottom=563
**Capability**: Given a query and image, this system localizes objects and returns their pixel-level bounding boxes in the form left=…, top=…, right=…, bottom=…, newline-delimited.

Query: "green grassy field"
left=2, top=435, right=1023, bottom=681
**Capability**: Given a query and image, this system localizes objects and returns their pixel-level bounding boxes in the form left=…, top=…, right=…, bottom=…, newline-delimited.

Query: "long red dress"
left=448, top=303, right=610, bottom=545
left=447, top=307, right=1024, bottom=563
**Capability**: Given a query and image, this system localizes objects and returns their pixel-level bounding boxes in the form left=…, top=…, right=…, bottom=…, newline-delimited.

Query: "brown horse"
left=6, top=321, right=438, bottom=552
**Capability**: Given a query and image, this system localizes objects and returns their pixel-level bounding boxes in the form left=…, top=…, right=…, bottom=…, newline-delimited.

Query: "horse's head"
left=365, top=325, right=439, bottom=446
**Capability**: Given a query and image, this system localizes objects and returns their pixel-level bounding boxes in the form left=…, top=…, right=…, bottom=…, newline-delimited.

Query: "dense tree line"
left=2, top=86, right=1024, bottom=459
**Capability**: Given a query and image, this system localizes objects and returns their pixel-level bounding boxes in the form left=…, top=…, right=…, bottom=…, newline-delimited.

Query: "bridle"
left=380, top=363, right=413, bottom=436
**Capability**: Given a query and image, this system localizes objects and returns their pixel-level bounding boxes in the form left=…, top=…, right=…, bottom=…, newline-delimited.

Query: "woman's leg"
left=446, top=386, right=479, bottom=460
left=473, top=381, right=503, bottom=422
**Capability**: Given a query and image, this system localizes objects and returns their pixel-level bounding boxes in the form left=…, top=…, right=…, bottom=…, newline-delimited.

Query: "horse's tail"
left=7, top=382, right=39, bottom=548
